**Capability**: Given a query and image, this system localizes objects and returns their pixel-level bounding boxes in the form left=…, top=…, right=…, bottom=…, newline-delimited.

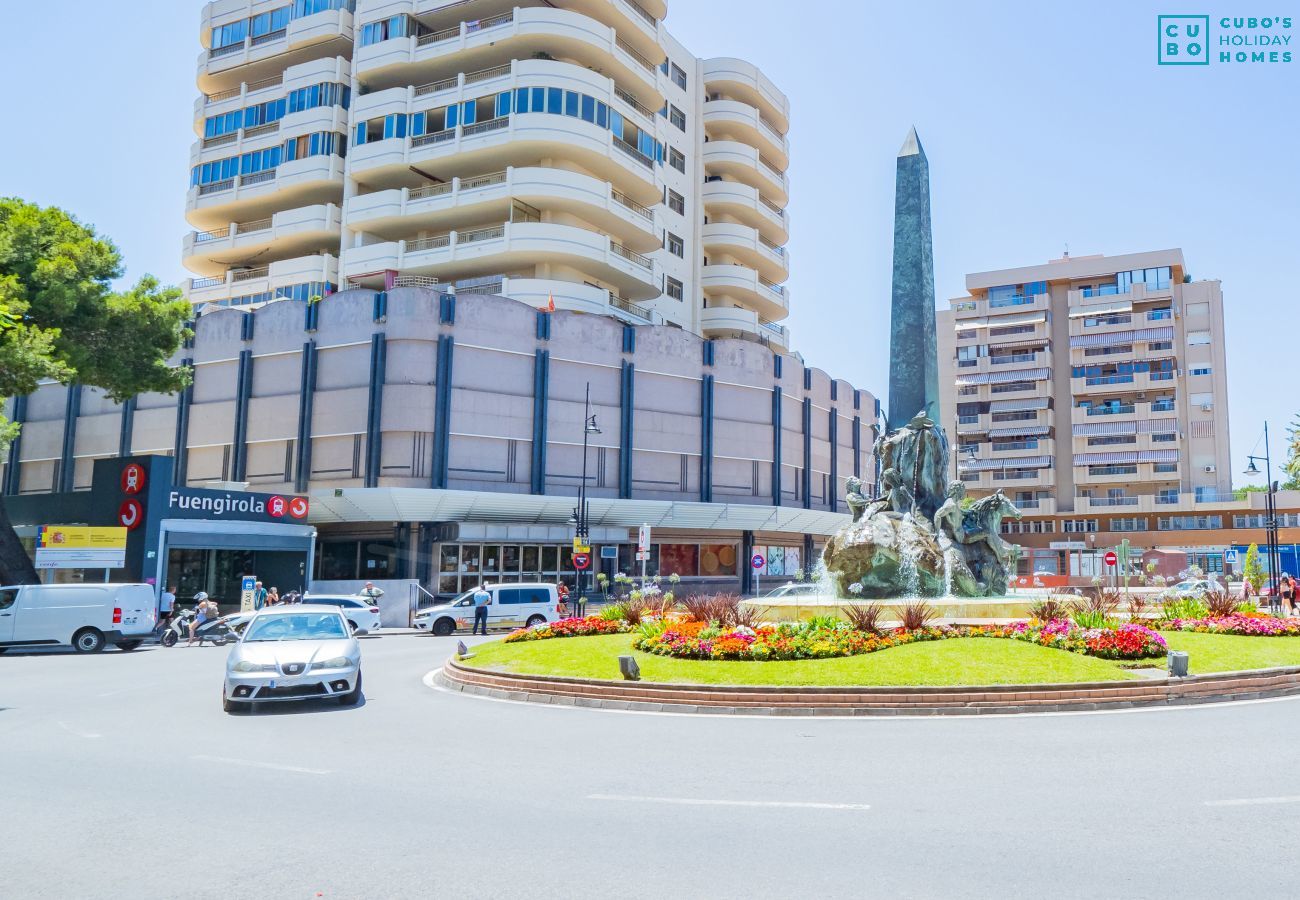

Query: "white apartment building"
left=937, top=250, right=1232, bottom=517
left=183, top=0, right=792, bottom=348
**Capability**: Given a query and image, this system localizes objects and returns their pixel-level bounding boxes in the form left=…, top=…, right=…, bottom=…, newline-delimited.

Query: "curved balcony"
left=342, top=220, right=659, bottom=300
left=700, top=305, right=788, bottom=348
left=183, top=203, right=342, bottom=277
left=701, top=223, right=789, bottom=283
left=702, top=99, right=789, bottom=168
left=190, top=105, right=349, bottom=168
left=702, top=141, right=788, bottom=205
left=197, top=5, right=354, bottom=95
left=440, top=275, right=661, bottom=326
left=701, top=57, right=790, bottom=133
left=546, top=0, right=664, bottom=60
left=184, top=253, right=338, bottom=308
left=701, top=264, right=788, bottom=322
left=185, top=154, right=346, bottom=230
left=193, top=56, right=350, bottom=133
left=346, top=166, right=658, bottom=251
left=355, top=7, right=661, bottom=110
left=701, top=180, right=788, bottom=244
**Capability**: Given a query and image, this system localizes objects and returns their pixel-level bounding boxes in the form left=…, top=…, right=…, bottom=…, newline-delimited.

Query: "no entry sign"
left=751, top=553, right=766, bottom=570
left=1104, top=550, right=1118, bottom=567
left=573, top=552, right=591, bottom=570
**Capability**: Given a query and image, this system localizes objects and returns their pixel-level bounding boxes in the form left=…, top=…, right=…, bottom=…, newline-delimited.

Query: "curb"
left=437, top=658, right=1300, bottom=717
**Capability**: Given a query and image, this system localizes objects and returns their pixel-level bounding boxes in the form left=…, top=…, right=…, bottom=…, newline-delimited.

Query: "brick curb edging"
left=439, top=658, right=1300, bottom=716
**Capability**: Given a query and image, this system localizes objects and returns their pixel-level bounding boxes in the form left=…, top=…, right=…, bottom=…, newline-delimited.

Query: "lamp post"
left=573, top=382, right=601, bottom=615
left=1243, top=421, right=1281, bottom=607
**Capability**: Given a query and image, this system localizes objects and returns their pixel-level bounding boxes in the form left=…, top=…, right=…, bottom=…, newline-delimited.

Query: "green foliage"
left=1159, top=597, right=1210, bottom=622
left=1243, top=543, right=1267, bottom=593
left=898, top=600, right=936, bottom=631
left=1028, top=597, right=1069, bottom=621
left=806, top=614, right=840, bottom=630
left=597, top=603, right=627, bottom=622
left=841, top=602, right=886, bottom=635
left=1069, top=590, right=1120, bottom=629
left=1285, top=416, right=1300, bottom=490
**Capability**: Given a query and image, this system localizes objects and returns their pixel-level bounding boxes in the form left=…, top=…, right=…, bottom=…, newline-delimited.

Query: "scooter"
left=159, top=608, right=239, bottom=647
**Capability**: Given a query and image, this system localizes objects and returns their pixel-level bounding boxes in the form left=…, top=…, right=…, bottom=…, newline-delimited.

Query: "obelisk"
left=887, top=126, right=939, bottom=431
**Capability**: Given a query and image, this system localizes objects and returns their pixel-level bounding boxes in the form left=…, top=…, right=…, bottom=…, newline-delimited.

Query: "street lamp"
left=573, top=382, right=601, bottom=614
left=1243, top=422, right=1281, bottom=607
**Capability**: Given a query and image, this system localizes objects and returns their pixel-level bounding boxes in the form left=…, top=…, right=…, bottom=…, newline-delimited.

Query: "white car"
left=759, top=583, right=824, bottom=600
left=299, top=595, right=383, bottom=634
left=223, top=606, right=361, bottom=712
left=413, top=583, right=560, bottom=636
left=0, top=583, right=157, bottom=653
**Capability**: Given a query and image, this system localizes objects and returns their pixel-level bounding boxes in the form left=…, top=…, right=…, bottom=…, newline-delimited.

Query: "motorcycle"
left=159, top=608, right=240, bottom=648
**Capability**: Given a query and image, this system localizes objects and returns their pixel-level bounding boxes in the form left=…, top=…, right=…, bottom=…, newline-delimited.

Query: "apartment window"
left=992, top=410, right=1037, bottom=422
left=666, top=232, right=684, bottom=257
left=359, top=14, right=410, bottom=46
left=1236, top=513, right=1300, bottom=529
left=1088, top=464, right=1138, bottom=476
left=1190, top=392, right=1213, bottom=409
left=1188, top=331, right=1212, bottom=345
left=956, top=329, right=977, bottom=340
left=667, top=189, right=685, bottom=215
left=665, top=276, right=683, bottom=300
left=670, top=63, right=687, bottom=90
left=1189, top=366, right=1212, bottom=376
left=1084, top=344, right=1132, bottom=357
left=1148, top=340, right=1173, bottom=351
left=956, top=346, right=980, bottom=367
left=1061, top=519, right=1099, bottom=533
left=989, top=324, right=1036, bottom=337
left=1158, top=515, right=1222, bottom=531
left=1084, top=314, right=1132, bottom=328
left=669, top=105, right=686, bottom=131
left=991, top=439, right=1039, bottom=452
left=1087, top=435, right=1136, bottom=446
left=1110, top=518, right=1149, bottom=532
left=211, top=19, right=248, bottom=49
left=958, top=385, right=979, bottom=396
left=1147, top=307, right=1173, bottom=321
left=669, top=146, right=686, bottom=173
left=991, top=381, right=1037, bottom=394
left=1153, top=463, right=1179, bottom=473
left=1151, top=432, right=1177, bottom=442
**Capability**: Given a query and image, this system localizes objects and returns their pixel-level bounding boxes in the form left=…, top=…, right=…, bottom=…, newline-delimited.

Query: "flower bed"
left=502, top=616, right=629, bottom=643
left=1160, top=615, right=1300, bottom=637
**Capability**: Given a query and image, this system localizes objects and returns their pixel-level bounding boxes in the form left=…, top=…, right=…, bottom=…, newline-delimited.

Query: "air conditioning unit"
left=1203, top=465, right=1216, bottom=473
left=1136, top=393, right=1147, bottom=400
left=1200, top=403, right=1213, bottom=411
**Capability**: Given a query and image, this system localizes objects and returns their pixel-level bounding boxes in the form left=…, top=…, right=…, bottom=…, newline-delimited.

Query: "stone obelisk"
left=887, top=127, right=939, bottom=431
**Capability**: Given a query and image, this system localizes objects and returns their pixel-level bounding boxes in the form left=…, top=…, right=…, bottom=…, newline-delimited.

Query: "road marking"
left=1205, top=795, right=1300, bottom=808
left=587, top=793, right=869, bottom=811
left=57, top=721, right=101, bottom=739
left=192, top=755, right=331, bottom=776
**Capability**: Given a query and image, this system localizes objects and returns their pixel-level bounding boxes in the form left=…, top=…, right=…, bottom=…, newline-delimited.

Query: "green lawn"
left=461, top=630, right=1300, bottom=687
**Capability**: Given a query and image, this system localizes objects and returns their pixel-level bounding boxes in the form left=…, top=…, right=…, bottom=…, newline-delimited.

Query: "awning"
left=955, top=367, right=1051, bottom=386
left=1073, top=450, right=1179, bottom=466
left=990, top=397, right=1050, bottom=412
left=1137, top=418, right=1179, bottom=434
left=960, top=455, right=1052, bottom=471
left=1068, top=302, right=1132, bottom=318
left=955, top=312, right=1047, bottom=329
left=1069, top=325, right=1174, bottom=348
left=989, top=425, right=1051, bottom=438
left=1072, top=421, right=1137, bottom=437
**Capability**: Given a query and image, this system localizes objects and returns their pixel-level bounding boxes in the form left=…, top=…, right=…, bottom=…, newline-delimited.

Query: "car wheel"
left=222, top=688, right=239, bottom=714
left=526, top=615, right=547, bottom=628
left=432, top=618, right=455, bottom=636
left=73, top=628, right=106, bottom=653
left=160, top=630, right=178, bottom=648
left=116, top=640, right=142, bottom=652
left=338, top=671, right=362, bottom=706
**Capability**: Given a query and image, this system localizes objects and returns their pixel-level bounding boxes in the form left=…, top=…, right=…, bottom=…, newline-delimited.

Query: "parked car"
left=413, top=583, right=561, bottom=636
left=759, top=583, right=824, bottom=600
left=1159, top=578, right=1222, bottom=599
left=300, top=594, right=382, bottom=634
left=223, top=605, right=362, bottom=712
left=0, top=583, right=157, bottom=653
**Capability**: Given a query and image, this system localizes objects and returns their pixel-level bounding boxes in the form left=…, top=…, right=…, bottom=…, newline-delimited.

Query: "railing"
left=758, top=195, right=784, bottom=216
left=758, top=234, right=785, bottom=255
left=1082, top=285, right=1126, bottom=298
left=992, top=353, right=1036, bottom=365
left=614, top=36, right=654, bottom=72
left=247, top=75, right=282, bottom=94
left=618, top=0, right=658, bottom=27
left=418, top=25, right=460, bottom=46
left=1086, top=405, right=1136, bottom=416
left=758, top=115, right=784, bottom=141
left=758, top=276, right=785, bottom=296
left=464, top=64, right=511, bottom=85
left=610, top=241, right=653, bottom=270
left=1084, top=374, right=1135, bottom=386
left=392, top=274, right=440, bottom=288
left=456, top=277, right=503, bottom=295
left=1155, top=495, right=1180, bottom=505
left=407, top=234, right=451, bottom=252
left=613, top=137, right=654, bottom=168
left=1087, top=466, right=1138, bottom=477
left=1083, top=345, right=1132, bottom=357
left=199, top=178, right=235, bottom=196
left=1151, top=401, right=1175, bottom=412
left=759, top=319, right=786, bottom=337
left=1089, top=496, right=1139, bottom=507
left=611, top=189, right=653, bottom=220
left=609, top=294, right=651, bottom=321
left=251, top=28, right=286, bottom=47
left=412, top=128, right=456, bottom=148
left=613, top=85, right=654, bottom=119
left=191, top=276, right=224, bottom=289
left=1083, top=314, right=1132, bottom=327
left=957, top=415, right=981, bottom=425
left=206, top=86, right=242, bottom=103
left=209, top=42, right=244, bottom=59
left=235, top=217, right=273, bottom=234
left=231, top=266, right=270, bottom=282
left=1015, top=499, right=1041, bottom=509
left=1149, top=370, right=1174, bottom=381
left=239, top=170, right=276, bottom=186
left=202, top=133, right=238, bottom=149
left=992, top=471, right=1036, bottom=481
left=758, top=156, right=785, bottom=184
left=1194, top=491, right=1237, bottom=504
left=989, top=294, right=1034, bottom=308
left=467, top=12, right=514, bottom=35
left=460, top=170, right=507, bottom=191
left=193, top=228, right=226, bottom=243
left=1147, top=309, right=1173, bottom=320
left=991, top=441, right=1040, bottom=452
left=414, top=77, right=458, bottom=96
left=460, top=224, right=505, bottom=244
left=243, top=122, right=279, bottom=139
left=409, top=181, right=453, bottom=200
left=462, top=117, right=509, bottom=136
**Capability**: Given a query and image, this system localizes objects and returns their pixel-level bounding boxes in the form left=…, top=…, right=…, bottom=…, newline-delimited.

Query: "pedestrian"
left=267, top=586, right=280, bottom=606
left=556, top=582, right=570, bottom=618
left=472, top=582, right=491, bottom=635
left=1281, top=573, right=1296, bottom=617
left=158, top=584, right=177, bottom=629
left=253, top=581, right=268, bottom=611
left=360, top=581, right=385, bottom=602
left=187, top=592, right=214, bottom=646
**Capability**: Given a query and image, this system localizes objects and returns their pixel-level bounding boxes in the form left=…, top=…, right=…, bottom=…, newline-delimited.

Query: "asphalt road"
left=3, top=632, right=1299, bottom=900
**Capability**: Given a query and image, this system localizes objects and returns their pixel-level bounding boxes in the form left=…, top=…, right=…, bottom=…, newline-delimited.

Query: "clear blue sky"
left=1, top=1, right=1295, bottom=480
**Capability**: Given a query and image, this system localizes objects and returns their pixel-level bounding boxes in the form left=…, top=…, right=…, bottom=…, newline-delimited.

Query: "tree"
left=0, top=198, right=191, bottom=584
left=1284, top=414, right=1300, bottom=491
left=1243, top=543, right=1267, bottom=594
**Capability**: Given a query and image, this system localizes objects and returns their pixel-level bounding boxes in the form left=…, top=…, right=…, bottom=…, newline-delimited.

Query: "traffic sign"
left=635, top=551, right=649, bottom=562
left=120, top=463, right=146, bottom=495
left=637, top=524, right=651, bottom=552
left=118, top=499, right=143, bottom=530
left=1104, top=550, right=1118, bottom=567
left=1225, top=549, right=1239, bottom=565
left=573, top=552, right=591, bottom=570
left=751, top=553, right=766, bottom=570
left=572, top=538, right=590, bottom=554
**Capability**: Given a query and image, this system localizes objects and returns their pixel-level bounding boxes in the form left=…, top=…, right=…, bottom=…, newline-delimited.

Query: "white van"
left=0, top=583, right=157, bottom=653
left=412, top=582, right=561, bottom=636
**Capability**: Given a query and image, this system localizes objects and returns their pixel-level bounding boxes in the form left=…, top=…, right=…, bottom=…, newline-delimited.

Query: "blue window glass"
left=354, top=122, right=367, bottom=146
left=514, top=88, right=529, bottom=113
left=409, top=111, right=426, bottom=136
left=383, top=113, right=406, bottom=139
left=638, top=130, right=654, bottom=158
left=445, top=103, right=459, bottom=128
left=496, top=92, right=511, bottom=118
left=596, top=102, right=607, bottom=128
left=564, top=91, right=579, bottom=117
left=461, top=101, right=476, bottom=125
left=609, top=110, right=624, bottom=140
left=532, top=87, right=545, bottom=112
left=212, top=20, right=247, bottom=49
left=547, top=88, right=562, bottom=114
left=580, top=95, right=596, bottom=123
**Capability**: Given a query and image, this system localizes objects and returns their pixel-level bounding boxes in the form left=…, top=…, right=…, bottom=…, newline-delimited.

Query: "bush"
left=1203, top=590, right=1237, bottom=618
left=1159, top=596, right=1209, bottom=622
left=503, top=616, right=629, bottom=642
left=680, top=593, right=744, bottom=626
left=1028, top=597, right=1069, bottom=622
left=807, top=613, right=840, bottom=630
left=598, top=603, right=627, bottom=622
left=841, top=602, right=886, bottom=635
left=1070, top=590, right=1121, bottom=629
left=1126, top=594, right=1149, bottom=620
left=898, top=600, right=936, bottom=631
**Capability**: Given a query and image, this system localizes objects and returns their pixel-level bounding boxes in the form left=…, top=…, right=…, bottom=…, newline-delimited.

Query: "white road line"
left=56, top=721, right=101, bottom=739
left=1205, top=796, right=1300, bottom=808
left=587, top=793, right=869, bottom=811
left=192, top=754, right=331, bottom=776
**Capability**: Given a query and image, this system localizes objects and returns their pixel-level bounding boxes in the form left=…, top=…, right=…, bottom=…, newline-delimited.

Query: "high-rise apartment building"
left=183, top=0, right=792, bottom=348
left=937, top=250, right=1231, bottom=517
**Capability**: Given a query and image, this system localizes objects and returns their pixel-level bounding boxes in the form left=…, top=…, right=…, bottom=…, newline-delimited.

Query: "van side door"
left=491, top=588, right=521, bottom=629
left=0, top=588, right=17, bottom=643
left=517, top=586, right=555, bottom=622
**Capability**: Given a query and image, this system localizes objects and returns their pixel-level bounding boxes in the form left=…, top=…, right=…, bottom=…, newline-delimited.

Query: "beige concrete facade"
left=938, top=249, right=1232, bottom=517
left=184, top=0, right=792, bottom=350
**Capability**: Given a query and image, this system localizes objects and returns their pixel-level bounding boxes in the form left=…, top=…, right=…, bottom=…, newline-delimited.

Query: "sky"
left=0, top=0, right=1296, bottom=482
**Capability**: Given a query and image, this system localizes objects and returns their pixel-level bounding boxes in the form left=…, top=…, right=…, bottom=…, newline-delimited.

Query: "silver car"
left=222, top=605, right=362, bottom=713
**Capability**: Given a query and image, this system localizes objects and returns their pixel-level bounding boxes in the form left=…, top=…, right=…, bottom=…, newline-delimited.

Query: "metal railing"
left=231, top=265, right=270, bottom=282
left=1086, top=405, right=1136, bottom=416
left=206, top=86, right=242, bottom=103
left=612, top=137, right=654, bottom=168
left=759, top=319, right=785, bottom=336
left=251, top=28, right=286, bottom=47
left=1084, top=374, right=1134, bottom=386
left=407, top=234, right=451, bottom=252
left=412, top=128, right=455, bottom=148
left=758, top=115, right=784, bottom=141
left=460, top=224, right=505, bottom=244
left=392, top=274, right=440, bottom=288
left=418, top=25, right=460, bottom=46
left=239, top=170, right=276, bottom=187
left=618, top=0, right=658, bottom=27
left=191, top=276, right=224, bottom=289
left=193, top=228, right=226, bottom=243
left=209, top=42, right=244, bottom=59
left=758, top=276, right=785, bottom=296
left=414, top=76, right=458, bottom=96
left=758, top=234, right=785, bottom=255
left=614, top=36, right=654, bottom=72
left=1089, top=496, right=1139, bottom=507
left=992, top=353, right=1036, bottom=365
left=758, top=195, right=784, bottom=216
left=202, top=133, right=238, bottom=149
left=409, top=181, right=453, bottom=200
left=464, top=63, right=511, bottom=85
left=613, top=85, right=654, bottom=119
left=609, top=294, right=651, bottom=321
left=989, top=294, right=1035, bottom=308
left=758, top=156, right=785, bottom=184
left=235, top=217, right=273, bottom=234
left=247, top=75, right=282, bottom=93
left=992, top=471, right=1036, bottom=481
left=199, top=179, right=235, bottom=196
left=456, top=278, right=503, bottom=296
left=611, top=189, right=653, bottom=220
left=467, top=12, right=514, bottom=35
left=243, top=122, right=279, bottom=139
left=462, top=117, right=509, bottom=136
left=610, top=241, right=653, bottom=270
left=460, top=170, right=507, bottom=190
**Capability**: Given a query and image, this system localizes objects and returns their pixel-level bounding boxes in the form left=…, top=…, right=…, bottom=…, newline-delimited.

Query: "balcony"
left=701, top=180, right=788, bottom=244
left=953, top=292, right=1050, bottom=318
left=1070, top=370, right=1177, bottom=395
left=1009, top=497, right=1057, bottom=516
left=182, top=203, right=341, bottom=276
left=700, top=305, right=789, bottom=348
left=544, top=0, right=664, bottom=59
left=701, top=223, right=788, bottom=282
left=340, top=220, right=659, bottom=300
left=183, top=253, right=338, bottom=307
left=185, top=153, right=346, bottom=229
left=700, top=264, right=788, bottom=321
left=959, top=349, right=1052, bottom=375
left=190, top=104, right=349, bottom=168
left=701, top=141, right=789, bottom=204
left=701, top=57, right=790, bottom=133
left=345, top=166, right=658, bottom=251
left=702, top=99, right=789, bottom=168
left=198, top=4, right=354, bottom=94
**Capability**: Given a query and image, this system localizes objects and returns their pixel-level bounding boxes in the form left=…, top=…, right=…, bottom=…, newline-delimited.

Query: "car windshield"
left=244, top=613, right=348, bottom=642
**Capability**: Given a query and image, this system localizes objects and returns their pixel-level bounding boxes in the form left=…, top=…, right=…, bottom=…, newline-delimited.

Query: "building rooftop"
left=964, top=248, right=1187, bottom=292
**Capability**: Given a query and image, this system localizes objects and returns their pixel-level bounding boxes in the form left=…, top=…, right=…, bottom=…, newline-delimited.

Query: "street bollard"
left=1167, top=650, right=1189, bottom=677
left=618, top=655, right=641, bottom=681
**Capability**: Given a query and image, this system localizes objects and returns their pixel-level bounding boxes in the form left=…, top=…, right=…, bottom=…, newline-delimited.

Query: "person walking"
left=253, top=581, right=268, bottom=611
left=1281, top=573, right=1296, bottom=617
left=471, top=582, right=491, bottom=636
left=158, top=585, right=177, bottom=629
left=556, top=582, right=570, bottom=618
left=360, top=581, right=385, bottom=603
